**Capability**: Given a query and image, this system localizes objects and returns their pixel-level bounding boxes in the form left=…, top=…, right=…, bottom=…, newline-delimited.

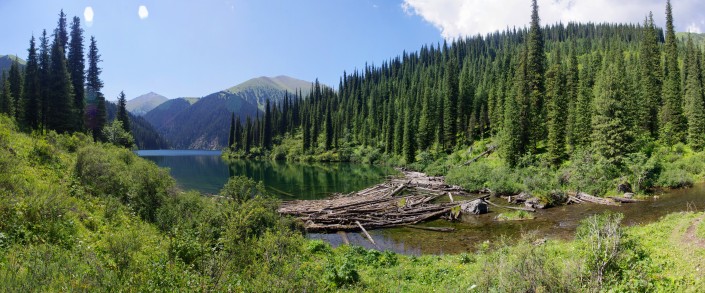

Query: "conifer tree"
left=263, top=99, right=273, bottom=149
left=526, top=0, right=546, bottom=150
left=417, top=85, right=433, bottom=150
left=592, top=47, right=631, bottom=163
left=38, top=30, right=51, bottom=131
left=659, top=0, right=685, bottom=145
left=68, top=16, right=85, bottom=131
left=403, top=108, right=416, bottom=163
left=23, top=35, right=41, bottom=130
left=565, top=42, right=579, bottom=147
left=546, top=47, right=567, bottom=165
left=8, top=56, right=23, bottom=123
left=503, top=45, right=528, bottom=168
left=54, top=10, right=69, bottom=52
left=639, top=13, right=662, bottom=137
left=116, top=91, right=130, bottom=133
left=683, top=36, right=705, bottom=150
left=324, top=106, right=333, bottom=150
left=86, top=36, right=106, bottom=141
left=46, top=40, right=75, bottom=133
left=228, top=112, right=236, bottom=149
left=443, top=56, right=459, bottom=150
left=0, top=74, right=12, bottom=117
left=574, top=56, right=594, bottom=148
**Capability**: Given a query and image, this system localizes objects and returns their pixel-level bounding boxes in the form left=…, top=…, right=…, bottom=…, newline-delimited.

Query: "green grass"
left=496, top=210, right=536, bottom=221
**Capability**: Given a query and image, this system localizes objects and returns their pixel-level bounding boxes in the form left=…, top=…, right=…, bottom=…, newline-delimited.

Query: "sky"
left=0, top=0, right=703, bottom=101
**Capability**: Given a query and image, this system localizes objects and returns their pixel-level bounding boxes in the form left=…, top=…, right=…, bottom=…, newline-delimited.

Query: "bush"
left=657, top=168, right=694, bottom=189
left=576, top=212, right=625, bottom=288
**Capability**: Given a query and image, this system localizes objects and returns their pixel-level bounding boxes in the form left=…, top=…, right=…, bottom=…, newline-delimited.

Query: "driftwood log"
left=279, top=170, right=481, bottom=232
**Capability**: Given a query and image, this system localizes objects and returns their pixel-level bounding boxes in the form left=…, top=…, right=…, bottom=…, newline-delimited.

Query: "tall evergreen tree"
left=683, top=36, right=705, bottom=150
left=228, top=112, right=236, bottom=148
left=23, top=35, right=41, bottom=130
left=86, top=36, right=106, bottom=141
left=324, top=106, right=333, bottom=150
left=38, top=30, right=51, bottom=131
left=526, top=0, right=546, bottom=150
left=68, top=16, right=85, bottom=131
left=443, top=56, right=459, bottom=150
left=417, top=85, right=433, bottom=150
left=565, top=41, right=580, bottom=147
left=0, top=73, right=12, bottom=117
left=46, top=40, right=75, bottom=133
left=54, top=10, right=69, bottom=52
left=263, top=99, right=273, bottom=149
left=503, top=45, right=528, bottom=168
left=592, top=47, right=631, bottom=163
left=116, top=91, right=130, bottom=133
left=659, top=0, right=685, bottom=145
left=639, top=13, right=662, bottom=137
left=8, top=56, right=23, bottom=123
left=403, top=108, right=416, bottom=164
left=546, top=47, right=567, bottom=165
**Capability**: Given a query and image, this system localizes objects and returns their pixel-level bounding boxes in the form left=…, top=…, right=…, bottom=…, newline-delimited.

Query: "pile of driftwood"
left=279, top=171, right=486, bottom=232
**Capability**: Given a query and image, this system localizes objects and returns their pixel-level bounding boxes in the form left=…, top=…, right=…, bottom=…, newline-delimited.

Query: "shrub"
left=656, top=168, right=694, bottom=189
left=576, top=212, right=625, bottom=288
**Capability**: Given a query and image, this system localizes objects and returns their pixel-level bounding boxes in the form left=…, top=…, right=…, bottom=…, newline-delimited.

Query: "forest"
left=1, top=1, right=705, bottom=291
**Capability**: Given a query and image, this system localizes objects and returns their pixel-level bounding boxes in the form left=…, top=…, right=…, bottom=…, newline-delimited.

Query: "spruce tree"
left=86, top=36, right=106, bottom=141
left=324, top=106, right=333, bottom=150
left=403, top=108, right=416, bottom=164
left=683, top=36, right=705, bottom=150
left=54, top=10, right=69, bottom=52
left=38, top=30, right=51, bottom=131
left=263, top=99, right=272, bottom=149
left=68, top=16, right=85, bottom=131
left=526, top=0, right=546, bottom=150
left=639, top=13, right=662, bottom=137
left=0, top=74, right=12, bottom=117
left=46, top=40, right=75, bottom=133
left=546, top=47, right=567, bottom=165
left=417, top=85, right=433, bottom=150
left=574, top=56, right=593, bottom=148
left=8, top=56, right=23, bottom=123
left=116, top=91, right=130, bottom=133
left=592, top=47, right=631, bottom=163
left=443, top=56, right=459, bottom=150
left=503, top=45, right=528, bottom=168
left=565, top=42, right=579, bottom=147
left=23, top=35, right=41, bottom=130
left=228, top=112, right=236, bottom=149
left=659, top=0, right=685, bottom=145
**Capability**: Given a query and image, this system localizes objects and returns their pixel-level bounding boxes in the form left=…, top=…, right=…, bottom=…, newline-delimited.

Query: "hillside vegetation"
left=2, top=114, right=705, bottom=291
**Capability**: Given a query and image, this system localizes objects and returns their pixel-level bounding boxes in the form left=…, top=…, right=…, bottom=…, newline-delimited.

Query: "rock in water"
left=461, top=199, right=488, bottom=215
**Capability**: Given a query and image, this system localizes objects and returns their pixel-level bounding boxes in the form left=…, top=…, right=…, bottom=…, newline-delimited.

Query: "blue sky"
left=0, top=0, right=442, bottom=100
left=1, top=0, right=703, bottom=100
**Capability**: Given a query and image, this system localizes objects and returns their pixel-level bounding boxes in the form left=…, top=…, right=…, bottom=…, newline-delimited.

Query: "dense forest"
left=231, top=0, right=702, bottom=168
left=0, top=10, right=135, bottom=148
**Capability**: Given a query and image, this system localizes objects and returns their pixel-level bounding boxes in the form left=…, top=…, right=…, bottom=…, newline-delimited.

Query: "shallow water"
left=136, top=150, right=705, bottom=255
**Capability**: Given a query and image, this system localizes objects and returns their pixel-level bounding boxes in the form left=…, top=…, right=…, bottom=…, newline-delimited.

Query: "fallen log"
left=356, top=221, right=377, bottom=247
left=573, top=192, right=619, bottom=206
left=484, top=199, right=536, bottom=212
left=608, top=196, right=644, bottom=203
left=404, top=225, right=455, bottom=232
left=463, top=145, right=497, bottom=166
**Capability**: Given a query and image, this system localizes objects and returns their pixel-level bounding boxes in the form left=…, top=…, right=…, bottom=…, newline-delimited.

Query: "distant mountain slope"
left=227, top=76, right=311, bottom=110
left=106, top=102, right=169, bottom=150
left=677, top=32, right=705, bottom=46
left=126, top=92, right=168, bottom=116
left=144, top=75, right=312, bottom=150
left=0, top=55, right=26, bottom=74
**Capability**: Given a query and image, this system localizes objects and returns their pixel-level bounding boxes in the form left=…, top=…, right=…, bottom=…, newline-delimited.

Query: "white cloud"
left=687, top=23, right=702, bottom=33
left=402, top=0, right=705, bottom=39
left=84, top=6, right=94, bottom=26
left=138, top=5, right=149, bottom=20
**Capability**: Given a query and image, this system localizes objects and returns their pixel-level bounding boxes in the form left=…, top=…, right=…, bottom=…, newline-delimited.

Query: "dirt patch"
left=682, top=216, right=705, bottom=248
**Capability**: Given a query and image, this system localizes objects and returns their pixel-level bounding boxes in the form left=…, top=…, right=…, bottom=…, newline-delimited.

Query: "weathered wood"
left=463, top=145, right=497, bottom=165
left=572, top=192, right=619, bottom=206
left=404, top=225, right=455, bottom=232
left=484, top=199, right=536, bottom=212
left=448, top=192, right=454, bottom=203
left=356, top=221, right=377, bottom=246
left=608, top=196, right=644, bottom=203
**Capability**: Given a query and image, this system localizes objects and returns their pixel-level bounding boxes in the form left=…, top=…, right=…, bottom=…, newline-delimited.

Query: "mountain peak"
left=226, top=75, right=312, bottom=95
left=126, top=92, right=169, bottom=116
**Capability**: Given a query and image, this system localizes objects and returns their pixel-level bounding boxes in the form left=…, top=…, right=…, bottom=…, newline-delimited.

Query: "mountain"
left=226, top=76, right=311, bottom=110
left=126, top=92, right=169, bottom=116
left=677, top=32, right=705, bottom=46
left=106, top=101, right=169, bottom=149
left=144, top=75, right=311, bottom=150
left=0, top=55, right=26, bottom=74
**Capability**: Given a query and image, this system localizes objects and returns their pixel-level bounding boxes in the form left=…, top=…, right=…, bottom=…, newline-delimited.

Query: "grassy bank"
left=2, top=115, right=705, bottom=291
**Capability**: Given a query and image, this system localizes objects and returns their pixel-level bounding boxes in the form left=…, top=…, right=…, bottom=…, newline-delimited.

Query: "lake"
left=136, top=149, right=397, bottom=199
left=137, top=150, right=705, bottom=255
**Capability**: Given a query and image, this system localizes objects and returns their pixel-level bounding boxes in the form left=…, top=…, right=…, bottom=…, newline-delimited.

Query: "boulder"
left=461, top=199, right=488, bottom=215
left=623, top=192, right=634, bottom=198
left=617, top=182, right=632, bottom=193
